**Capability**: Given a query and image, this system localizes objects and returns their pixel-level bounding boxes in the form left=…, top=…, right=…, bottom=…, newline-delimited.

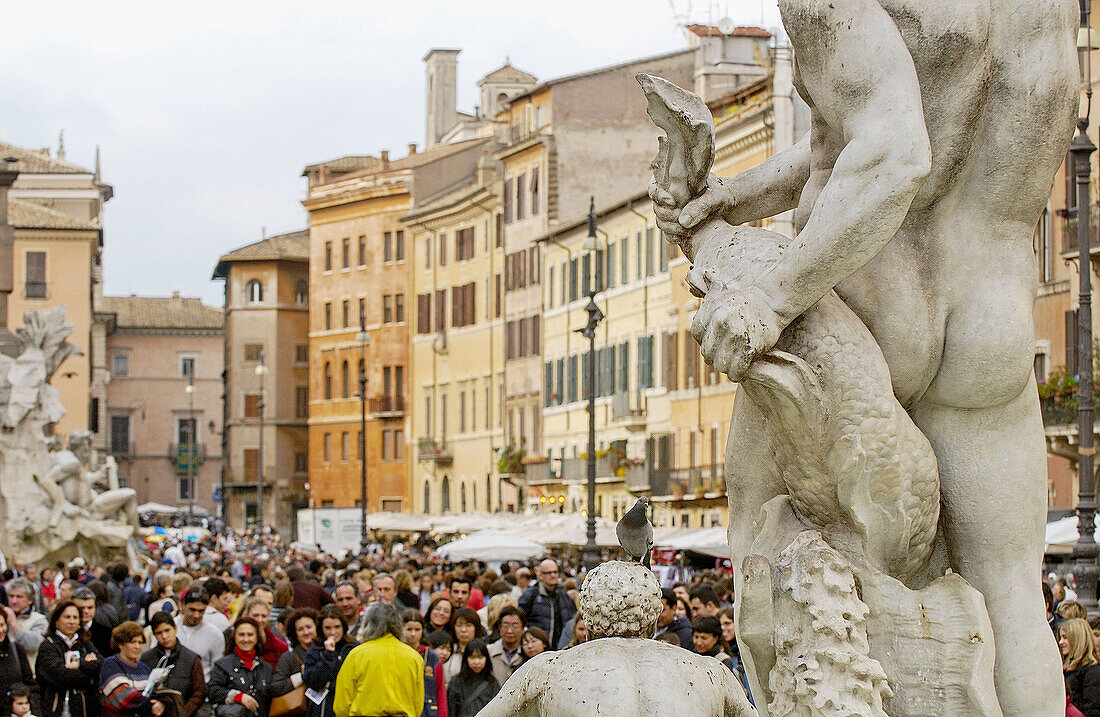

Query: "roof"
left=8, top=198, right=98, bottom=230
left=101, top=294, right=223, bottom=331
left=0, top=141, right=93, bottom=174
left=304, top=137, right=491, bottom=187
left=300, top=155, right=380, bottom=176
left=478, top=61, right=537, bottom=86
left=212, top=229, right=308, bottom=278
left=507, top=48, right=694, bottom=104
left=686, top=24, right=772, bottom=38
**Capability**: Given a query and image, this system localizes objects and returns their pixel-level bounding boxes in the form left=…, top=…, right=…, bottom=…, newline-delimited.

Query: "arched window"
left=441, top=476, right=451, bottom=513
left=423, top=481, right=431, bottom=514
left=323, top=362, right=332, bottom=400
left=341, top=361, right=350, bottom=399
left=460, top=482, right=468, bottom=513
left=246, top=280, right=263, bottom=303
left=295, top=280, right=308, bottom=305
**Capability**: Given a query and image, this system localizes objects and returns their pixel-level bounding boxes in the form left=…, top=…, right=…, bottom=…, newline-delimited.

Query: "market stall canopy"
left=654, top=526, right=730, bottom=559
left=436, top=529, right=547, bottom=562
left=1046, top=514, right=1100, bottom=554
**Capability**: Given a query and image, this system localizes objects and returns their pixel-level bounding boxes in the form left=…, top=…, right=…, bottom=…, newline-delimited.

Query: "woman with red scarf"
left=207, top=618, right=273, bottom=717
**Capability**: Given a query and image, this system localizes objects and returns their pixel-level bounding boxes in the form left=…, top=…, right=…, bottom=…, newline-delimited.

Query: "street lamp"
left=255, top=352, right=268, bottom=534
left=576, top=196, right=605, bottom=572
left=185, top=374, right=195, bottom=522
left=357, top=312, right=372, bottom=555
left=1073, top=0, right=1100, bottom=614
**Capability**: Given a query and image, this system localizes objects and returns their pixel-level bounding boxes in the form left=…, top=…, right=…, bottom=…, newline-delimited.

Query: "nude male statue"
left=651, top=1, right=1080, bottom=714
left=477, top=561, right=753, bottom=717
left=39, top=431, right=139, bottom=528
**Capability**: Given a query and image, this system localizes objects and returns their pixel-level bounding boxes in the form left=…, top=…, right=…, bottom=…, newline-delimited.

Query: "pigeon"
left=617, top=496, right=654, bottom=567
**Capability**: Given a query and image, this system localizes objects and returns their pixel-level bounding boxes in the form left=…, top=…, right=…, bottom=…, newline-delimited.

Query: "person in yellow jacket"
left=334, top=602, right=424, bottom=717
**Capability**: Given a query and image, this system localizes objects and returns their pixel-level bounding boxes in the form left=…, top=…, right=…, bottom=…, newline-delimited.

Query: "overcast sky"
left=1, top=0, right=781, bottom=307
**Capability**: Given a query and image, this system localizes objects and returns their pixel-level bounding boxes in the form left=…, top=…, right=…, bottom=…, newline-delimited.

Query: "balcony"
left=109, top=442, right=136, bottom=459
left=612, top=392, right=647, bottom=430
left=369, top=394, right=406, bottom=417
left=667, top=467, right=725, bottom=498
left=1041, top=394, right=1078, bottom=429
left=417, top=438, right=452, bottom=463
left=625, top=464, right=650, bottom=492
left=524, top=460, right=556, bottom=485
left=560, top=456, right=614, bottom=481
left=168, top=443, right=205, bottom=474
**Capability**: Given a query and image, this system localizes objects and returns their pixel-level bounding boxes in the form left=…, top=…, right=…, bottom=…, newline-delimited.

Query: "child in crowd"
left=8, top=684, right=35, bottom=717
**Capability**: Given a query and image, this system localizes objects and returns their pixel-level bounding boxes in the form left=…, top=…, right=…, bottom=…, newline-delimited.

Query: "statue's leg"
left=725, top=392, right=785, bottom=709
left=911, top=378, right=1063, bottom=717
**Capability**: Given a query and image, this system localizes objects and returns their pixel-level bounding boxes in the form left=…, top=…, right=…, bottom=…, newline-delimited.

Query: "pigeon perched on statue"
left=617, top=497, right=654, bottom=567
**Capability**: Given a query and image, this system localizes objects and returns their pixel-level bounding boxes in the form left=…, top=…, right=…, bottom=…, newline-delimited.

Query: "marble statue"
left=642, top=1, right=1080, bottom=714
left=0, top=307, right=137, bottom=566
left=477, top=561, right=754, bottom=716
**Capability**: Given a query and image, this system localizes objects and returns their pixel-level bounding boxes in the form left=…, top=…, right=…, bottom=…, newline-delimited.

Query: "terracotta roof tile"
left=8, top=198, right=98, bottom=230
left=686, top=24, right=772, bottom=38
left=101, top=294, right=223, bottom=330
left=217, top=229, right=309, bottom=263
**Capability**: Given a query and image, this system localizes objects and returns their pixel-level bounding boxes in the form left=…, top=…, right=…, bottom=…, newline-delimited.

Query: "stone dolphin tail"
left=638, top=71, right=940, bottom=585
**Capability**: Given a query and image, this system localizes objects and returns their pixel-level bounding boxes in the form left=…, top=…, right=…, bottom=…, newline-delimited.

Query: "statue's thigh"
left=910, top=383, right=1047, bottom=588
left=725, top=392, right=785, bottom=563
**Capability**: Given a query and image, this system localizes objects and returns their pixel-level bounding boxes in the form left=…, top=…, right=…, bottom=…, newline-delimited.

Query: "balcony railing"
left=109, top=441, right=136, bottom=458
left=612, top=392, right=647, bottom=428
left=625, top=464, right=650, bottom=492
left=417, top=438, right=452, bottom=463
left=524, top=461, right=553, bottom=484
left=1041, top=394, right=1080, bottom=428
left=369, top=394, right=406, bottom=416
left=168, top=443, right=205, bottom=474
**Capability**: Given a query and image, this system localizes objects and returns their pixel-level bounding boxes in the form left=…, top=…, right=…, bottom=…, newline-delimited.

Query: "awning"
left=436, top=529, right=547, bottom=562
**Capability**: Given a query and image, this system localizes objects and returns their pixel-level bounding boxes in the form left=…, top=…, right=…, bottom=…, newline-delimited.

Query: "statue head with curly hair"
left=579, top=560, right=661, bottom=639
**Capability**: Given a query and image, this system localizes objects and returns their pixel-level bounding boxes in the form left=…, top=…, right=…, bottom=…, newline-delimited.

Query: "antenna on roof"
left=57, top=130, right=66, bottom=160
left=94, top=145, right=101, bottom=180
left=262, top=227, right=267, bottom=240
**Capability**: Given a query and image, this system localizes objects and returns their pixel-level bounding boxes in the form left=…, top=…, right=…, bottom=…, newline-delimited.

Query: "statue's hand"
left=651, top=173, right=732, bottom=239
left=691, top=277, right=782, bottom=382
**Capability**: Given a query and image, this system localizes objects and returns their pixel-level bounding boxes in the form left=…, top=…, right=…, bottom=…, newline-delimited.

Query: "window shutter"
left=435, top=290, right=446, bottom=332
left=665, top=331, right=679, bottom=390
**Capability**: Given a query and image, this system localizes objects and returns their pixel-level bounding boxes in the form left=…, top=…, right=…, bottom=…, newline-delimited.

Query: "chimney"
left=380, top=150, right=390, bottom=168
left=408, top=143, right=418, bottom=156
left=424, top=48, right=461, bottom=149
left=0, top=158, right=20, bottom=338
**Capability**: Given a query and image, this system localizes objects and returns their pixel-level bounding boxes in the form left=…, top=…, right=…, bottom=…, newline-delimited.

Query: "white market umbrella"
left=1046, top=514, right=1100, bottom=554
left=436, top=529, right=547, bottom=562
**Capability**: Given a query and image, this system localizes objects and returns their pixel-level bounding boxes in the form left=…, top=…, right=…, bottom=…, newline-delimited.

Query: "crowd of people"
left=0, top=529, right=752, bottom=717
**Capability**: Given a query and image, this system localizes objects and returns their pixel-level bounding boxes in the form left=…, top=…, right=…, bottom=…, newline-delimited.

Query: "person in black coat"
left=0, top=608, right=36, bottom=711
left=1062, top=617, right=1100, bottom=716
left=36, top=600, right=102, bottom=717
left=301, top=606, right=355, bottom=717
left=270, top=608, right=318, bottom=698
left=207, top=618, right=273, bottom=717
left=446, top=639, right=499, bottom=717
left=515, top=562, right=575, bottom=649
left=140, top=612, right=205, bottom=717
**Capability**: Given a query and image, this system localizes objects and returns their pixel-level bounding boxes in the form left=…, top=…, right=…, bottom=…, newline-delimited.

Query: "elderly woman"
left=36, top=600, right=102, bottom=717
left=208, top=618, right=274, bottom=717
left=100, top=621, right=166, bottom=717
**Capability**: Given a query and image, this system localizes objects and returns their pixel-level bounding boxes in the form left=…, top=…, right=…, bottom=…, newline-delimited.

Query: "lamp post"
left=357, top=312, right=372, bottom=555
left=255, top=352, right=268, bottom=534
left=1073, top=0, right=1100, bottom=614
left=185, top=373, right=196, bottom=522
left=578, top=197, right=605, bottom=572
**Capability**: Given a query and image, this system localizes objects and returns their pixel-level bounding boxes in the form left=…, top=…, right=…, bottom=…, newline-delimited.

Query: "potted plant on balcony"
left=497, top=444, right=525, bottom=475
left=418, top=436, right=440, bottom=455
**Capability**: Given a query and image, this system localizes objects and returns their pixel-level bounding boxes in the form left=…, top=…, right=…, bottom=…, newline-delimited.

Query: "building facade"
left=101, top=293, right=223, bottom=516
left=213, top=231, right=310, bottom=533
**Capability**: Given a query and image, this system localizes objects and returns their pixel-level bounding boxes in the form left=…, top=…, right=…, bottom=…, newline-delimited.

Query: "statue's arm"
left=712, top=133, right=810, bottom=227
left=760, top=0, right=930, bottom=324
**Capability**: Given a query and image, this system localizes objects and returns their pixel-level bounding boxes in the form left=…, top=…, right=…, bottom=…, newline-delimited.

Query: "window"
left=295, top=386, right=308, bottom=418
left=425, top=395, right=432, bottom=435
left=496, top=213, right=503, bottom=248
left=638, top=335, right=654, bottom=389
left=683, top=329, right=699, bottom=388
left=435, top=290, right=446, bottom=332
left=342, top=300, right=350, bottom=328
left=109, top=416, right=131, bottom=454
left=323, top=362, right=332, bottom=400
left=342, top=237, right=350, bottom=268
left=244, top=448, right=259, bottom=480
left=1037, top=208, right=1054, bottom=284
left=341, top=432, right=349, bottom=463
left=324, top=242, right=333, bottom=271
left=244, top=394, right=261, bottom=418
left=620, top=236, right=629, bottom=284
left=607, top=241, right=616, bottom=289
left=636, top=231, right=643, bottom=280
left=384, top=295, right=393, bottom=323
left=1035, top=352, right=1050, bottom=383
left=295, top=344, right=308, bottom=364
left=503, top=178, right=513, bottom=224
left=358, top=297, right=366, bottom=326
left=456, top=227, right=474, bottom=261
left=324, top=302, right=332, bottom=330
left=442, top=476, right=451, bottom=512
left=244, top=344, right=263, bottom=362
left=459, top=390, right=467, bottom=433
left=246, top=280, right=263, bottom=303
left=417, top=293, right=431, bottom=334
left=516, top=173, right=526, bottom=220
left=567, top=355, right=578, bottom=403
left=295, top=280, right=308, bottom=305
left=395, top=230, right=405, bottom=261
left=494, top=274, right=502, bottom=317
left=439, top=232, right=447, bottom=266
left=423, top=482, right=431, bottom=514
left=341, top=361, right=350, bottom=399
left=25, top=251, right=46, bottom=298
left=531, top=166, right=539, bottom=214
left=646, top=227, right=655, bottom=277
left=358, top=235, right=366, bottom=266
left=112, top=353, right=130, bottom=377
left=322, top=435, right=331, bottom=463
left=451, top=284, right=475, bottom=327
left=295, top=453, right=308, bottom=473
left=569, top=258, right=578, bottom=302
left=395, top=294, right=405, bottom=322
left=664, top=331, right=679, bottom=390
left=383, top=430, right=394, bottom=461
left=384, top=231, right=393, bottom=262
left=660, top=231, right=669, bottom=272
left=618, top=342, right=629, bottom=393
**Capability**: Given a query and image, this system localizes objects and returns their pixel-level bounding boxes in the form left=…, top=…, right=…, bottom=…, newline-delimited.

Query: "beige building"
left=1, top=139, right=112, bottom=442
left=212, top=231, right=310, bottom=532
left=100, top=294, right=223, bottom=516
